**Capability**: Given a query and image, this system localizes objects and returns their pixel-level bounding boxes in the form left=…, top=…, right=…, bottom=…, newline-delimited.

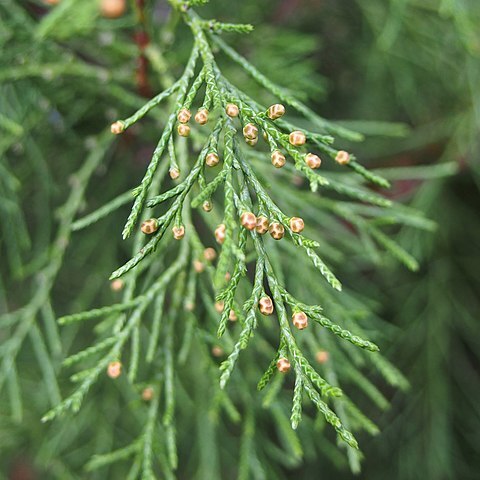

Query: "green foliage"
left=1, top=0, right=478, bottom=479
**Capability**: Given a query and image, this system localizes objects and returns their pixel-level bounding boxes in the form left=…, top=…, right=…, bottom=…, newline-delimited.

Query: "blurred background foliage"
left=1, top=0, right=479, bottom=479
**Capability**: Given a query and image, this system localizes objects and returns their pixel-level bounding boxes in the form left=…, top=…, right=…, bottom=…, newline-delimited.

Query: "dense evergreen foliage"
left=1, top=1, right=478, bottom=478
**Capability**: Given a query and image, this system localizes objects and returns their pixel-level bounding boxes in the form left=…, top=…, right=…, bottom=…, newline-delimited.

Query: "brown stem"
left=133, top=0, right=152, bottom=97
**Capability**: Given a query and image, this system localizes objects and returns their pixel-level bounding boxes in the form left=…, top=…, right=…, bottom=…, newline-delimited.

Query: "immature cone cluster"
left=215, top=224, right=226, bottom=244
left=229, top=309, right=238, bottom=321
left=177, top=124, right=190, bottom=137
left=292, top=311, right=308, bottom=330
left=141, top=218, right=159, bottom=235
left=305, top=153, right=321, bottom=169
left=240, top=212, right=257, bottom=230
left=277, top=358, right=291, bottom=373
left=107, top=361, right=122, bottom=379
left=195, top=108, right=209, bottom=125
left=142, top=387, right=154, bottom=401
left=258, top=296, right=274, bottom=315
left=271, top=150, right=286, bottom=168
left=205, top=152, right=219, bottom=167
left=335, top=150, right=351, bottom=165
left=172, top=225, right=185, bottom=240
left=177, top=108, right=191, bottom=124
left=289, top=130, right=306, bottom=146
left=203, top=247, right=216, bottom=261
left=214, top=300, right=224, bottom=313
left=268, top=103, right=286, bottom=120
left=225, top=103, right=239, bottom=117
left=269, top=222, right=285, bottom=240
left=316, top=350, right=329, bottom=364
left=101, top=0, right=126, bottom=18
left=202, top=200, right=213, bottom=212
left=255, top=216, right=269, bottom=235
left=289, top=217, right=305, bottom=233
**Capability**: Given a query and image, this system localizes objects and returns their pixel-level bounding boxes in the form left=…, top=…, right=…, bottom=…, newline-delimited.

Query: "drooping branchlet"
left=289, top=130, right=306, bottom=146
left=258, top=296, right=274, bottom=315
left=255, top=216, right=269, bottom=235
left=269, top=222, right=285, bottom=240
left=268, top=104, right=285, bottom=120
left=177, top=108, right=191, bottom=124
left=289, top=217, right=305, bottom=233
left=271, top=150, right=286, bottom=168
left=305, top=153, right=321, bottom=169
left=141, top=218, right=159, bottom=235
left=292, top=311, right=308, bottom=330
left=35, top=3, right=396, bottom=453
left=240, top=212, right=257, bottom=230
left=277, top=358, right=291, bottom=373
